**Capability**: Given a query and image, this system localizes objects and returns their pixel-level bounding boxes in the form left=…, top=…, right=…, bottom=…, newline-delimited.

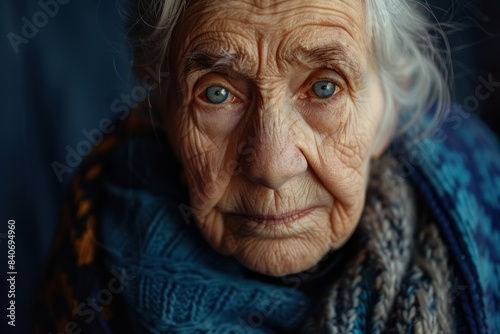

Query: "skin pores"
left=165, top=0, right=388, bottom=276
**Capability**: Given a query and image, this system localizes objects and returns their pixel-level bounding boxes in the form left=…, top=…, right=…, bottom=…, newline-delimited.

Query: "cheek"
left=302, top=84, right=384, bottom=225
left=172, top=111, right=238, bottom=218
left=306, top=106, right=371, bottom=196
left=181, top=137, right=228, bottom=215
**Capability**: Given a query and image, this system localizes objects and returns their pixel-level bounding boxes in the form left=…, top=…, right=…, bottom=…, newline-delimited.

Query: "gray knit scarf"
left=101, top=150, right=455, bottom=333
left=303, top=154, right=455, bottom=333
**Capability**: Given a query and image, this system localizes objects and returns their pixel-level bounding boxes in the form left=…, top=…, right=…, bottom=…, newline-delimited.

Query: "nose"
left=239, top=103, right=308, bottom=190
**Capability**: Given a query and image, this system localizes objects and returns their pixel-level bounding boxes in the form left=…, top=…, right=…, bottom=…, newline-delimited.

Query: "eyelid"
left=313, top=68, right=344, bottom=84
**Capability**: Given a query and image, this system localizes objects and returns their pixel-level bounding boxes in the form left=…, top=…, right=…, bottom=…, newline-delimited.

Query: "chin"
left=227, top=234, right=334, bottom=277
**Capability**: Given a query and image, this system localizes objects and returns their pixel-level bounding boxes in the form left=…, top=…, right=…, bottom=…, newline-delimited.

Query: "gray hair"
left=130, top=0, right=451, bottom=146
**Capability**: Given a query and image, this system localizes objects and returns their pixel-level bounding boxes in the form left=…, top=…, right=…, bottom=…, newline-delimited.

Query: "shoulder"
left=34, top=112, right=160, bottom=333
left=399, top=106, right=500, bottom=221
left=393, top=107, right=500, bottom=334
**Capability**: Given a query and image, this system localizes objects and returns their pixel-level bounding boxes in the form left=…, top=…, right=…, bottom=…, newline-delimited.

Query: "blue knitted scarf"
left=33, top=110, right=500, bottom=333
left=98, top=144, right=455, bottom=333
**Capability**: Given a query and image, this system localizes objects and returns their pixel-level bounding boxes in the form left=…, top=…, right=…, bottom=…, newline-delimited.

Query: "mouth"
left=238, top=208, right=316, bottom=225
left=224, top=207, right=319, bottom=238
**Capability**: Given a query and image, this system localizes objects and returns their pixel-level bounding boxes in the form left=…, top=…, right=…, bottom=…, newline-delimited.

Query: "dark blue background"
left=1, top=1, right=135, bottom=333
left=0, top=1, right=498, bottom=333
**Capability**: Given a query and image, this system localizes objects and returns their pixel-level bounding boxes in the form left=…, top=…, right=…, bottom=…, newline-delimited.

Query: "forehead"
left=181, top=0, right=364, bottom=25
left=172, top=0, right=367, bottom=66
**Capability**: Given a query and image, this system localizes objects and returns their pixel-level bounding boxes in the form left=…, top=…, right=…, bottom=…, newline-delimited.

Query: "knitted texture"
left=99, top=190, right=311, bottom=333
left=34, top=111, right=500, bottom=334
left=97, top=145, right=454, bottom=333
left=304, top=155, right=454, bottom=334
left=97, top=145, right=312, bottom=333
left=395, top=108, right=500, bottom=333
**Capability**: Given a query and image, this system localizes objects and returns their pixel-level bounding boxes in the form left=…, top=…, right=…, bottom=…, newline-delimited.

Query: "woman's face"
left=166, top=0, right=388, bottom=276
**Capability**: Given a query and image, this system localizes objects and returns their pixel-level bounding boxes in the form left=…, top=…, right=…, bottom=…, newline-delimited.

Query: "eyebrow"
left=181, top=44, right=362, bottom=79
left=289, top=44, right=361, bottom=75
left=182, top=49, right=246, bottom=77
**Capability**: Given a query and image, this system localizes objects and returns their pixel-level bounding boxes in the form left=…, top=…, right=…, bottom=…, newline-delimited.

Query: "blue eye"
left=205, top=85, right=229, bottom=104
left=312, top=81, right=336, bottom=98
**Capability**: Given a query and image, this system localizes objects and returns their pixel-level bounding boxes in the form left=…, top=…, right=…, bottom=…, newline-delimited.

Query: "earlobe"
left=371, top=135, right=391, bottom=158
left=366, top=65, right=396, bottom=160
left=370, top=116, right=396, bottom=159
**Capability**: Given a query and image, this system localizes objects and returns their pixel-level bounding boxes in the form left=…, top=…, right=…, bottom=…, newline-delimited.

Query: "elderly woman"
left=36, top=0, right=500, bottom=333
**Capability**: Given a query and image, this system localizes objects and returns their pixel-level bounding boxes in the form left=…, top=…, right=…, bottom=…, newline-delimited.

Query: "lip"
left=238, top=208, right=316, bottom=225
left=224, top=207, right=319, bottom=238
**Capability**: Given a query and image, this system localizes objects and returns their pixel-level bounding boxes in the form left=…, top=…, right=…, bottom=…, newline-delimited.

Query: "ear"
left=370, top=118, right=396, bottom=159
left=368, top=68, right=397, bottom=159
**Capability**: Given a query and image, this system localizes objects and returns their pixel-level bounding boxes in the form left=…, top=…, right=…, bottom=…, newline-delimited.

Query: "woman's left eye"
left=204, top=85, right=230, bottom=104
left=311, top=81, right=336, bottom=99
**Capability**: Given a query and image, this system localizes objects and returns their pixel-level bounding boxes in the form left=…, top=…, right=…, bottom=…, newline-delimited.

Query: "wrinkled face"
left=166, top=0, right=388, bottom=276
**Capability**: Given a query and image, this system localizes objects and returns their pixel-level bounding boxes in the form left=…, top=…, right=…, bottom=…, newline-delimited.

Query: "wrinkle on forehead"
left=172, top=0, right=368, bottom=83
left=189, top=0, right=361, bottom=17
left=174, top=0, right=366, bottom=52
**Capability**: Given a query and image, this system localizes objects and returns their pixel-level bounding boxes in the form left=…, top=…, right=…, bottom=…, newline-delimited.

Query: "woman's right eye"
left=204, top=85, right=230, bottom=104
